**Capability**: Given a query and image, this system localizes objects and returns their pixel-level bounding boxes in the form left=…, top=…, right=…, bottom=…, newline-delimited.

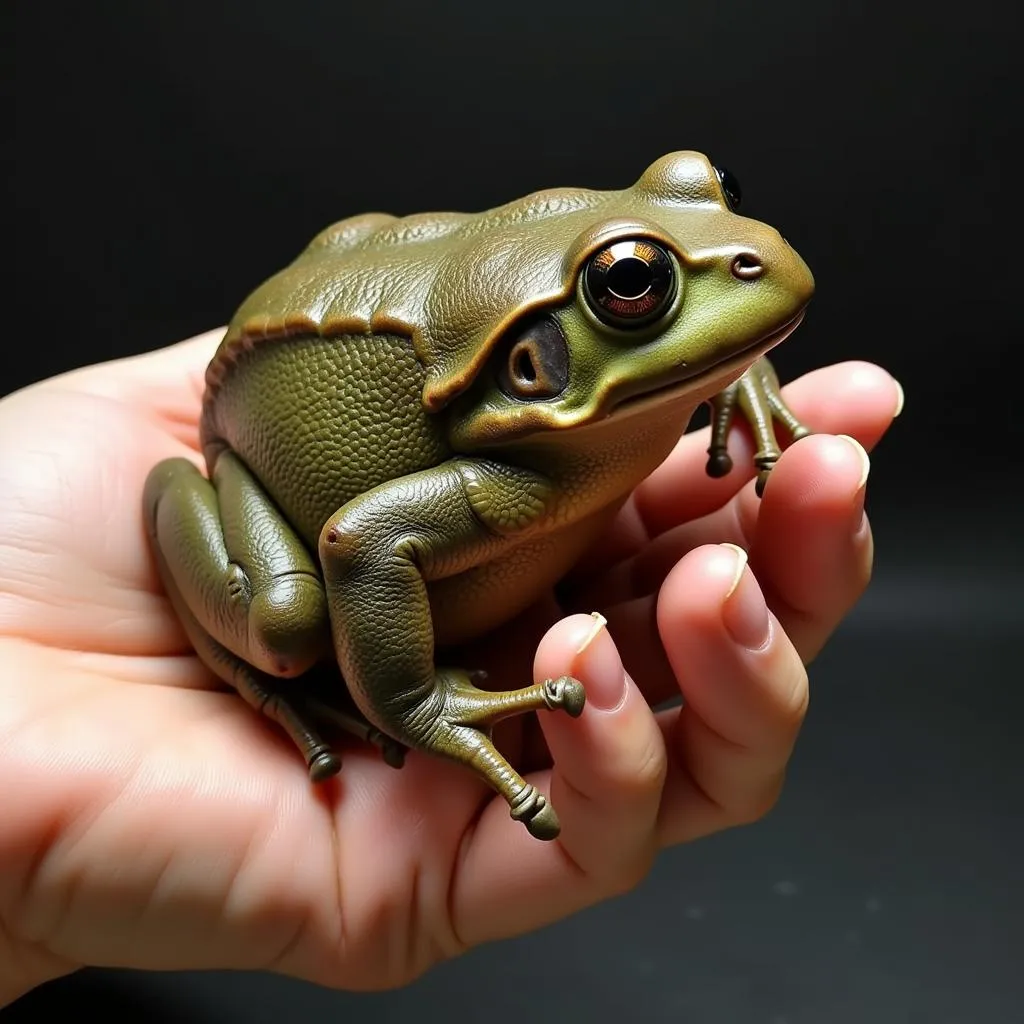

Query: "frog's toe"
left=524, top=801, right=561, bottom=841
left=511, top=785, right=561, bottom=840
left=706, top=450, right=735, bottom=478
left=379, top=737, right=408, bottom=770
left=308, top=748, right=343, bottom=782
left=544, top=675, right=586, bottom=718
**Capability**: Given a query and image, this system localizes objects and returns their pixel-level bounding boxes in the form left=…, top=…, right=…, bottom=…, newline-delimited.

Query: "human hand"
left=0, top=329, right=901, bottom=1002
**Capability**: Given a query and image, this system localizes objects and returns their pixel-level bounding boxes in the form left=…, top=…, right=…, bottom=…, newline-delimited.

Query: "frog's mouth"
left=452, top=307, right=808, bottom=454
left=604, top=309, right=806, bottom=420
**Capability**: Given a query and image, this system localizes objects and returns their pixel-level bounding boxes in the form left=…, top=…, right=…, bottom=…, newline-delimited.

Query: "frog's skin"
left=144, top=151, right=815, bottom=841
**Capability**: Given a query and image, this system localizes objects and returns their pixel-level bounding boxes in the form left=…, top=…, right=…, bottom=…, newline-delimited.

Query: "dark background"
left=8, top=1, right=1022, bottom=1021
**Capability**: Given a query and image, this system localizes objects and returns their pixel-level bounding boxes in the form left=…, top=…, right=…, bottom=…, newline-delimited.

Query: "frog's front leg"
left=706, top=356, right=812, bottom=496
left=143, top=453, right=406, bottom=778
left=318, top=460, right=586, bottom=841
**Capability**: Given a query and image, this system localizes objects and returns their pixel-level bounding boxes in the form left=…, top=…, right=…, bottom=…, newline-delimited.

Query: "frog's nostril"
left=731, top=253, right=764, bottom=280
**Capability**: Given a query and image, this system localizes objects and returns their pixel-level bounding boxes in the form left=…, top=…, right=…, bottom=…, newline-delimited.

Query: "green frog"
left=144, top=151, right=815, bottom=840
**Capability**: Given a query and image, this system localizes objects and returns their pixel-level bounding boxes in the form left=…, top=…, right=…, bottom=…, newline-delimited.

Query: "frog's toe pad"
left=544, top=676, right=586, bottom=718
left=511, top=785, right=561, bottom=840
left=706, top=451, right=734, bottom=478
left=525, top=803, right=561, bottom=841
left=309, top=749, right=343, bottom=782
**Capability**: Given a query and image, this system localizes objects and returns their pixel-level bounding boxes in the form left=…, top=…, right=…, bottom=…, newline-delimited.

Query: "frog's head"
left=442, top=151, right=814, bottom=452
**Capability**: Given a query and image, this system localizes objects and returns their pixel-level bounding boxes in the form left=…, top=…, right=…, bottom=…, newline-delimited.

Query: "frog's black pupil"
left=515, top=348, right=537, bottom=382
left=606, top=256, right=652, bottom=300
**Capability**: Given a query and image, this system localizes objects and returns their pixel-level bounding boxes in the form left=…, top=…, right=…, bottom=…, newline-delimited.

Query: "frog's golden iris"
left=582, top=238, right=677, bottom=327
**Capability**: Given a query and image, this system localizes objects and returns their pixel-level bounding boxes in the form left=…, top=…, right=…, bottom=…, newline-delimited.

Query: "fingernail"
left=719, top=544, right=771, bottom=650
left=837, top=434, right=870, bottom=534
left=892, top=378, right=905, bottom=418
left=575, top=611, right=607, bottom=654
left=575, top=611, right=627, bottom=712
left=837, top=434, right=871, bottom=489
left=850, top=483, right=868, bottom=538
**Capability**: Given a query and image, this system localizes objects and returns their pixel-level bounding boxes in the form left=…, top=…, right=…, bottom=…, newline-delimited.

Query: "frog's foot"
left=300, top=693, right=408, bottom=770
left=186, top=616, right=343, bottom=781
left=431, top=719, right=562, bottom=840
left=400, top=669, right=586, bottom=840
left=204, top=637, right=344, bottom=781
left=706, top=356, right=812, bottom=496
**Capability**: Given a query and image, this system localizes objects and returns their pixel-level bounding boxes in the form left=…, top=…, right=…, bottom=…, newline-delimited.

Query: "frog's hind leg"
left=706, top=356, right=812, bottom=496
left=143, top=452, right=401, bottom=778
left=317, top=457, right=591, bottom=840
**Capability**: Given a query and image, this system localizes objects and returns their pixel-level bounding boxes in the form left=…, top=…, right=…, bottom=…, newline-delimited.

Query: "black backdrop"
left=8, top=1, right=1023, bottom=1021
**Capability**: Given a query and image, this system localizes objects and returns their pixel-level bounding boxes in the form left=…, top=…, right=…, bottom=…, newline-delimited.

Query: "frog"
left=143, top=151, right=815, bottom=841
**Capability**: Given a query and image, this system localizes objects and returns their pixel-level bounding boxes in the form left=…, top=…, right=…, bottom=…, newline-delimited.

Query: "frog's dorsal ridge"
left=204, top=152, right=719, bottom=412
left=302, top=213, right=400, bottom=253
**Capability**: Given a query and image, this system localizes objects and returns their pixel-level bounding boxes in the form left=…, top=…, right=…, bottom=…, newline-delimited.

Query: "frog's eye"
left=496, top=318, right=570, bottom=401
left=714, top=165, right=742, bottom=211
left=582, top=238, right=676, bottom=329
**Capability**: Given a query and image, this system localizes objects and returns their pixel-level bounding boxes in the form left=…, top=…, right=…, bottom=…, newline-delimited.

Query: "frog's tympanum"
left=144, top=152, right=815, bottom=840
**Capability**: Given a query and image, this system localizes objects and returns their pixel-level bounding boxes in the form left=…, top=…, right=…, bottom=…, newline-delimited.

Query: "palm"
left=0, top=330, right=899, bottom=995
left=0, top=337, right=492, bottom=987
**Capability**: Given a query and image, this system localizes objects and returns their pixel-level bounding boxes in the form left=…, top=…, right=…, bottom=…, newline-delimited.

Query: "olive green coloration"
left=144, top=151, right=815, bottom=841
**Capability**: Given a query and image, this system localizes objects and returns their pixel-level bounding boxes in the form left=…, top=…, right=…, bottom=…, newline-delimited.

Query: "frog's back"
left=199, top=152, right=726, bottom=547
left=199, top=185, right=615, bottom=547
left=202, top=182, right=617, bottom=417
left=204, top=152, right=742, bottom=424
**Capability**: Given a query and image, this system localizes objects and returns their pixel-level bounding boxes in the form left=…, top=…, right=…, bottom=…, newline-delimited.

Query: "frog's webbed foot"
left=424, top=668, right=586, bottom=840
left=706, top=356, right=812, bottom=496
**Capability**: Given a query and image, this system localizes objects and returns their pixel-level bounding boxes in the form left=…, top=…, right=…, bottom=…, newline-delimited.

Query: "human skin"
left=0, top=329, right=900, bottom=1003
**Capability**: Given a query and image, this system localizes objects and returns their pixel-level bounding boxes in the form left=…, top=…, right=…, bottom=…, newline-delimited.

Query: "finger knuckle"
left=629, top=732, right=669, bottom=796
left=605, top=846, right=658, bottom=897
left=730, top=774, right=785, bottom=826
